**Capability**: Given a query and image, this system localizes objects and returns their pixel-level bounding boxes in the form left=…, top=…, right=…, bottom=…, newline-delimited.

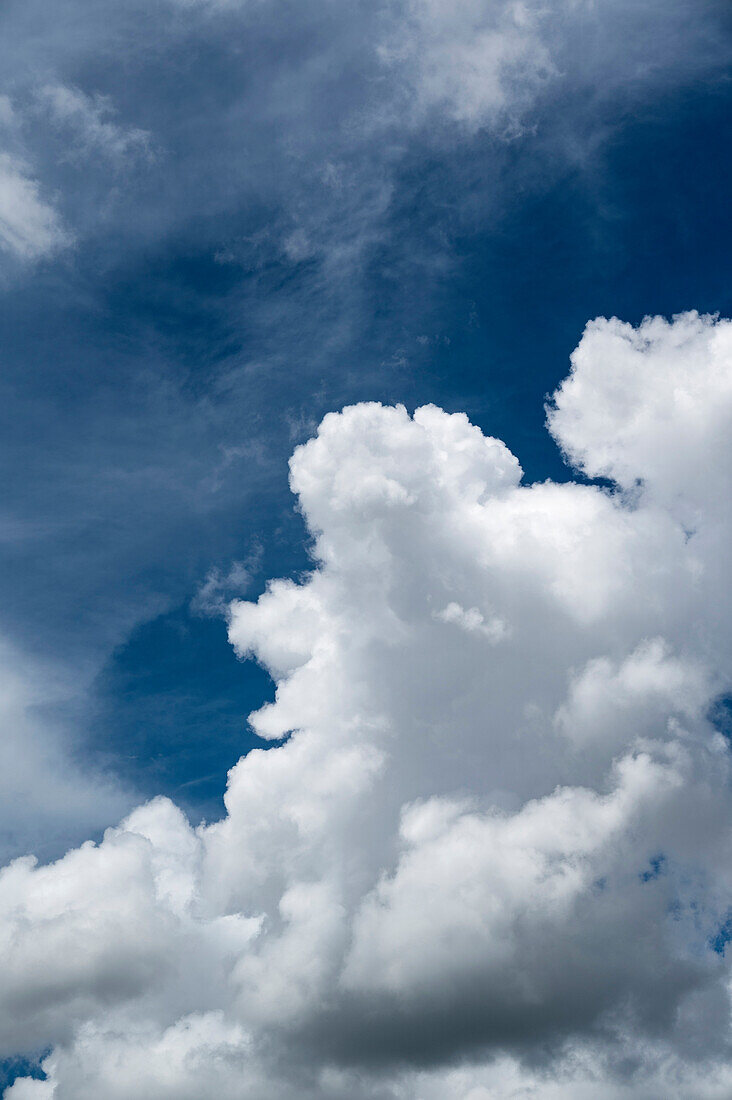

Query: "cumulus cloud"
left=5, top=311, right=732, bottom=1096
left=549, top=311, right=732, bottom=522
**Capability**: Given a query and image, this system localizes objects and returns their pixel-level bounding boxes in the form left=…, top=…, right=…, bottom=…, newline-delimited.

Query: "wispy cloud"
left=37, top=84, right=154, bottom=164
left=0, top=153, right=71, bottom=260
left=192, top=545, right=262, bottom=616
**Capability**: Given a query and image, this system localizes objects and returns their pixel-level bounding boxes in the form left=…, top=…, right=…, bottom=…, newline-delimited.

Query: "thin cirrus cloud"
left=36, top=85, right=154, bottom=164
left=0, top=0, right=719, bottom=275
left=0, top=81, right=150, bottom=267
left=4, top=311, right=732, bottom=1097
left=378, top=0, right=556, bottom=132
left=0, top=152, right=70, bottom=261
left=0, top=635, right=131, bottom=865
left=0, top=96, right=71, bottom=261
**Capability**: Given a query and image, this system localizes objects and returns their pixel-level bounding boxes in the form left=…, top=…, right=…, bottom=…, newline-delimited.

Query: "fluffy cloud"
left=549, top=311, right=732, bottom=516
left=5, top=311, right=732, bottom=1097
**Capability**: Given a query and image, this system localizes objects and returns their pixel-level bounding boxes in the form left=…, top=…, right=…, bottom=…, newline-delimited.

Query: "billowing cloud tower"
left=5, top=312, right=732, bottom=1098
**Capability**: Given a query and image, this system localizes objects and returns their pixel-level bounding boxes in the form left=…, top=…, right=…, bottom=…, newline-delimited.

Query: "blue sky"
left=2, top=2, right=732, bottom=1096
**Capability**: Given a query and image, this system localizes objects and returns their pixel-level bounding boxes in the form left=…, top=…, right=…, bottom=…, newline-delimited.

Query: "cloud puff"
left=434, top=600, right=508, bottom=642
left=5, top=311, right=732, bottom=1096
left=550, top=312, right=732, bottom=520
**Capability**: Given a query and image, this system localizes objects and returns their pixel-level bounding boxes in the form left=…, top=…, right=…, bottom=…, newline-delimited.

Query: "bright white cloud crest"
left=5, top=312, right=732, bottom=1097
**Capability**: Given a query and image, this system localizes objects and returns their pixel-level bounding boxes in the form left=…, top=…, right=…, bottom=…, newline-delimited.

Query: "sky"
left=0, top=1, right=732, bottom=1097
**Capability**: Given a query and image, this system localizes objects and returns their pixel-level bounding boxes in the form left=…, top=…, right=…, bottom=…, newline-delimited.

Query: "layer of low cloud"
left=3, top=311, right=732, bottom=1097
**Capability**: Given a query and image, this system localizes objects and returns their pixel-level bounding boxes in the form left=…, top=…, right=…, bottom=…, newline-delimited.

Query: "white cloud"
left=549, top=311, right=732, bottom=521
left=5, top=311, right=732, bottom=1096
left=554, top=638, right=711, bottom=753
left=0, top=153, right=70, bottom=260
left=434, top=601, right=508, bottom=641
